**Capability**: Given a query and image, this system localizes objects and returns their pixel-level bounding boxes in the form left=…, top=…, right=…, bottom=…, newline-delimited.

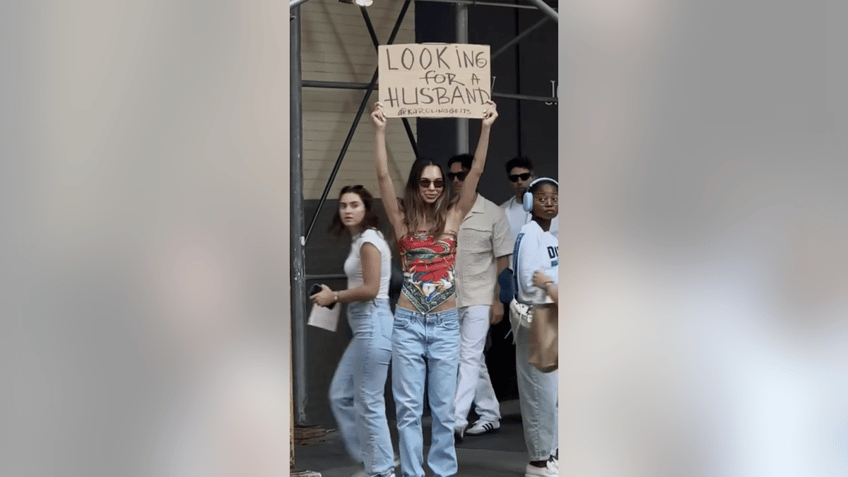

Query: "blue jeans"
left=392, top=307, right=460, bottom=477
left=515, top=319, right=558, bottom=462
left=329, top=299, right=395, bottom=477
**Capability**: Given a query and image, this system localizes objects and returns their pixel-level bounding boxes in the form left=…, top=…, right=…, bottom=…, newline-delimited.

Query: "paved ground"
left=293, top=400, right=530, bottom=477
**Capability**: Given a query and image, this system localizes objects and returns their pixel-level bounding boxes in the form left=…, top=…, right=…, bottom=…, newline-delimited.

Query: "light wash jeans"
left=514, top=313, right=558, bottom=462
left=452, top=305, right=501, bottom=430
left=329, top=299, right=395, bottom=477
left=392, top=307, right=460, bottom=477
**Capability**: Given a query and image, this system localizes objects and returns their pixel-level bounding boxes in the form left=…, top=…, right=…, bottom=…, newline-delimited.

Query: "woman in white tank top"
left=310, top=185, right=395, bottom=477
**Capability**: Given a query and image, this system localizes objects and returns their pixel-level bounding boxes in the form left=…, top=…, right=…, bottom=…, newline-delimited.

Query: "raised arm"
left=371, top=102, right=405, bottom=237
left=455, top=101, right=498, bottom=219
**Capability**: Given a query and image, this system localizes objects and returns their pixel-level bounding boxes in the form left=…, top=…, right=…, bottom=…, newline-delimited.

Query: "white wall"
left=4, top=2, right=291, bottom=476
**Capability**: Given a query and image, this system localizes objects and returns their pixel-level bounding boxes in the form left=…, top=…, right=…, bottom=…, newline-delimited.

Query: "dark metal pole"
left=492, top=91, right=557, bottom=103
left=524, top=0, right=558, bottom=22
left=302, top=80, right=377, bottom=89
left=417, top=0, right=540, bottom=9
left=290, top=5, right=308, bottom=426
left=491, top=15, right=550, bottom=61
left=456, top=3, right=469, bottom=154
left=360, top=6, right=381, bottom=51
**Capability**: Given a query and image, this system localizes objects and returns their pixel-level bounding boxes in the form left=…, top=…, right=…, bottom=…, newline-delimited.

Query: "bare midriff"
left=397, top=294, right=456, bottom=313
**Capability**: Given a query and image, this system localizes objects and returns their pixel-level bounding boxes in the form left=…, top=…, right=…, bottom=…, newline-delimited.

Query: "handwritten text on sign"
left=378, top=44, right=491, bottom=118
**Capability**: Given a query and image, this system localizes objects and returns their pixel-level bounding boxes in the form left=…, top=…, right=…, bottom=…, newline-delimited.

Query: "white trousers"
left=452, top=305, right=502, bottom=430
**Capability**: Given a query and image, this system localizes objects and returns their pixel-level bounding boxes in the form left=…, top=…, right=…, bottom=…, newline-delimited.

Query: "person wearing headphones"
left=511, top=177, right=559, bottom=477
left=500, top=157, right=558, bottom=246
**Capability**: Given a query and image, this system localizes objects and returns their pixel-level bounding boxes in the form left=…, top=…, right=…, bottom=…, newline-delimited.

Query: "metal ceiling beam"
left=524, top=0, right=558, bottom=22
left=290, top=0, right=313, bottom=10
left=417, top=0, right=541, bottom=10
left=491, top=15, right=550, bottom=60
left=492, top=91, right=556, bottom=103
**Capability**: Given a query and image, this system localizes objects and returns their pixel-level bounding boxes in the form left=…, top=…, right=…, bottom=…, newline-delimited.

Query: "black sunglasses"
left=509, top=173, right=532, bottom=182
left=419, top=178, right=445, bottom=189
left=447, top=171, right=468, bottom=181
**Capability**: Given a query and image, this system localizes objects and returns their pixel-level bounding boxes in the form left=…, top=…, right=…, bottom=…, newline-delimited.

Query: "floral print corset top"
left=398, top=231, right=458, bottom=313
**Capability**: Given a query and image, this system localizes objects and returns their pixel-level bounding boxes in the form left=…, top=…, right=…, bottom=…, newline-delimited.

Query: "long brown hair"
left=328, top=185, right=382, bottom=237
left=401, top=159, right=451, bottom=239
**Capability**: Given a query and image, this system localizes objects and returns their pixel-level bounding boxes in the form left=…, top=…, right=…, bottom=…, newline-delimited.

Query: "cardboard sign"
left=378, top=43, right=491, bottom=118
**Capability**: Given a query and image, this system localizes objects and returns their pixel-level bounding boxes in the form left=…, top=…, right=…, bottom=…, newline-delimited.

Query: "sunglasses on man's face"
left=509, top=173, right=532, bottom=182
left=446, top=171, right=468, bottom=182
left=419, top=178, right=445, bottom=189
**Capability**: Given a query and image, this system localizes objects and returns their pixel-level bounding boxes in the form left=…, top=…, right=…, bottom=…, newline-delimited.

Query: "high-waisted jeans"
left=392, top=306, right=460, bottom=477
left=329, top=298, right=395, bottom=477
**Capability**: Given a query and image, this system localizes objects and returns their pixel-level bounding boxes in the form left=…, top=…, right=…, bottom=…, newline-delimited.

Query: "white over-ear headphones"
left=523, top=177, right=559, bottom=212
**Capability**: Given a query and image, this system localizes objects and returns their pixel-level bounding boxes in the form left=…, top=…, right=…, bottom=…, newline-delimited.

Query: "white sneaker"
left=524, top=460, right=557, bottom=477
left=465, top=419, right=500, bottom=436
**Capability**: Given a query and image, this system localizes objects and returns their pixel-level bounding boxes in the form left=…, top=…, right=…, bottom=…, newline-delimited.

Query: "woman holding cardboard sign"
left=310, top=185, right=396, bottom=477
left=371, top=100, right=497, bottom=477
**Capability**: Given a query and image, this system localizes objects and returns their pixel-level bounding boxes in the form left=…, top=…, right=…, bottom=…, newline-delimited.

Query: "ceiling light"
left=339, top=0, right=373, bottom=6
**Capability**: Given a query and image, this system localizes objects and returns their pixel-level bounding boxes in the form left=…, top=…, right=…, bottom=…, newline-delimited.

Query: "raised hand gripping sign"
left=378, top=43, right=491, bottom=118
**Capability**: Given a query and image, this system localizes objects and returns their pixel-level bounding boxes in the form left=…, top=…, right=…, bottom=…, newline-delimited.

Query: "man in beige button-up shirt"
left=447, top=154, right=512, bottom=440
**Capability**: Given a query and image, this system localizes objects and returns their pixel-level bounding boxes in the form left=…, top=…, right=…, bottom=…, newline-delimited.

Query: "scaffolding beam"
left=455, top=3, right=469, bottom=155
left=492, top=15, right=551, bottom=61
left=493, top=91, right=557, bottom=103
left=417, top=0, right=541, bottom=10
left=524, top=0, right=558, bottom=22
left=361, top=7, right=420, bottom=158
left=289, top=0, right=313, bottom=10
left=290, top=5, right=308, bottom=426
left=303, top=0, right=415, bottom=245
